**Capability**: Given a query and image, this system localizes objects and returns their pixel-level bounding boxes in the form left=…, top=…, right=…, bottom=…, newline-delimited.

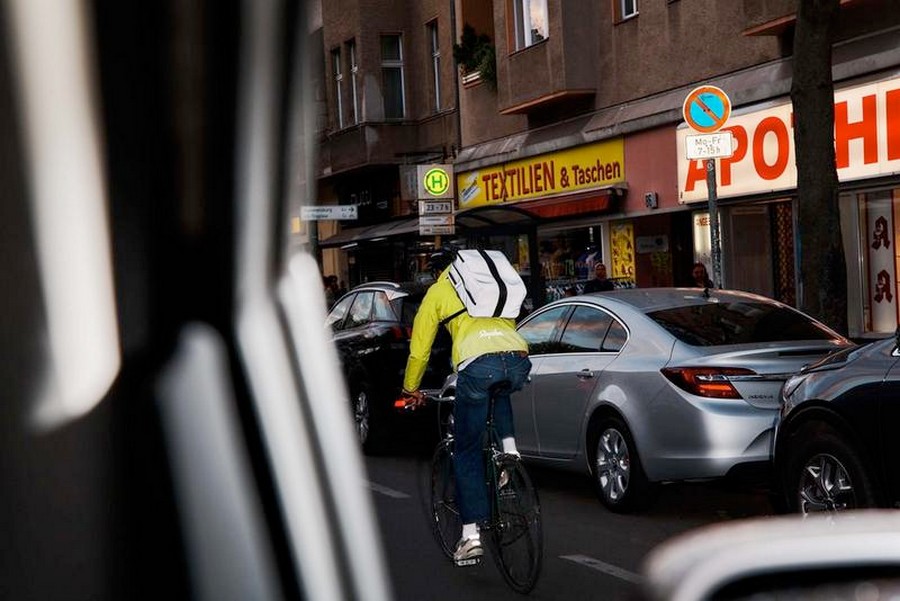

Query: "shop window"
left=540, top=227, right=614, bottom=300
left=511, top=0, right=548, bottom=51
left=380, top=34, right=405, bottom=119
left=858, top=190, right=899, bottom=335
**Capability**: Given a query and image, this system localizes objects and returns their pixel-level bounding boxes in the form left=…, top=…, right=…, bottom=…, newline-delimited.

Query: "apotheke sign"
left=679, top=74, right=900, bottom=203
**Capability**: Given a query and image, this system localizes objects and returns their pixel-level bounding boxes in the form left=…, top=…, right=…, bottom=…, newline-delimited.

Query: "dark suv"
left=326, top=281, right=452, bottom=452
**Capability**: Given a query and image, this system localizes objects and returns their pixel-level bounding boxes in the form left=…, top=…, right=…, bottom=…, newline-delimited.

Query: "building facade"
left=315, top=0, right=900, bottom=337
left=450, top=0, right=900, bottom=337
left=316, top=0, right=460, bottom=288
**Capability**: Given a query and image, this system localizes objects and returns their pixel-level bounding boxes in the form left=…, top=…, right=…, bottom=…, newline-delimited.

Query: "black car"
left=326, top=281, right=452, bottom=452
left=774, top=336, right=900, bottom=514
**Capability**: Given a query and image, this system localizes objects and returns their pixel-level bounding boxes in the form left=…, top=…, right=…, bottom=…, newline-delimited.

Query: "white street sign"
left=418, top=200, right=454, bottom=214
left=419, top=225, right=455, bottom=235
left=300, top=205, right=358, bottom=220
left=685, top=132, right=734, bottom=160
left=418, top=214, right=454, bottom=226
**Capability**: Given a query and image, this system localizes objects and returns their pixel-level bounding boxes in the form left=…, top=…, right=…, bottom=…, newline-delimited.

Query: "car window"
left=395, top=293, right=424, bottom=326
left=559, top=306, right=612, bottom=352
left=326, top=294, right=355, bottom=330
left=518, top=306, right=570, bottom=355
left=372, top=291, right=398, bottom=321
left=603, top=319, right=627, bottom=351
left=649, top=302, right=840, bottom=346
left=345, top=292, right=375, bottom=328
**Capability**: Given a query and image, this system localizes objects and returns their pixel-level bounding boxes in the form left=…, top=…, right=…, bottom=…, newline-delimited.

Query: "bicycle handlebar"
left=393, top=389, right=451, bottom=411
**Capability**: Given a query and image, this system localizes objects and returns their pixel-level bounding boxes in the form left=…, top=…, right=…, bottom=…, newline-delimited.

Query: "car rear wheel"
left=784, top=423, right=878, bottom=515
left=352, top=382, right=380, bottom=454
left=591, top=418, right=655, bottom=513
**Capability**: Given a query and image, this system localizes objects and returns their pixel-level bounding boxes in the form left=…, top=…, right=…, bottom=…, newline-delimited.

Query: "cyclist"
left=401, top=249, right=532, bottom=565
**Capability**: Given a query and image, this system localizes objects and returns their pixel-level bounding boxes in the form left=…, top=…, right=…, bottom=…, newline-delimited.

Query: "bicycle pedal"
left=454, top=556, right=482, bottom=568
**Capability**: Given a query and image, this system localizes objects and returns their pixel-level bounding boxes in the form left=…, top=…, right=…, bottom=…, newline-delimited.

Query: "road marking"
left=367, top=481, right=410, bottom=499
left=561, top=554, right=643, bottom=584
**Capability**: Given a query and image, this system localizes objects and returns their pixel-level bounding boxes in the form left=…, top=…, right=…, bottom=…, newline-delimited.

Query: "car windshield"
left=648, top=301, right=839, bottom=346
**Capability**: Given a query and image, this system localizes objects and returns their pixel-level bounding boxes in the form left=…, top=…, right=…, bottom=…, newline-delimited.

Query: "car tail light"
left=390, top=325, right=412, bottom=340
left=661, top=367, right=756, bottom=399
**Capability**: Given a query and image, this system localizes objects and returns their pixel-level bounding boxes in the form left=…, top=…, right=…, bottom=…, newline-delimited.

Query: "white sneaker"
left=453, top=536, right=483, bottom=566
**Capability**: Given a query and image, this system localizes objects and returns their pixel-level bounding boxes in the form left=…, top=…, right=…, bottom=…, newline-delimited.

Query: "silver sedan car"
left=446, top=288, right=852, bottom=513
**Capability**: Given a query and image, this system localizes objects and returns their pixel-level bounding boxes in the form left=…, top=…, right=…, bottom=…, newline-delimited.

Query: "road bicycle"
left=420, top=384, right=543, bottom=594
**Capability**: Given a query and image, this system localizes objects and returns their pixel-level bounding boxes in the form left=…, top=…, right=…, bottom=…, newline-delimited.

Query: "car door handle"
left=577, top=369, right=595, bottom=379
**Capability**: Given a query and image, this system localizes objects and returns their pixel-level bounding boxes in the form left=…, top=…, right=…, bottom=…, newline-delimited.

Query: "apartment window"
left=347, top=39, right=360, bottom=124
left=331, top=47, right=344, bottom=128
left=512, top=0, right=548, bottom=51
left=380, top=34, right=405, bottom=119
left=428, top=21, right=441, bottom=112
left=616, top=0, right=638, bottom=21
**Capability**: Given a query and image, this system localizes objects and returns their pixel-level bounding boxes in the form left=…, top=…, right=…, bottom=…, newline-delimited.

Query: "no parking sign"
left=682, top=85, right=731, bottom=133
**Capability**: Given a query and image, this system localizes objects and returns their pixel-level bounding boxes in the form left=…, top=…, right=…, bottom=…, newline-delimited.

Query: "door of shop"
left=722, top=201, right=795, bottom=304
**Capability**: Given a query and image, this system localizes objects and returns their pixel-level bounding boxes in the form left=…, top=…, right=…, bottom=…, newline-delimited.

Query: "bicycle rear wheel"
left=430, top=439, right=461, bottom=559
left=489, top=455, right=543, bottom=593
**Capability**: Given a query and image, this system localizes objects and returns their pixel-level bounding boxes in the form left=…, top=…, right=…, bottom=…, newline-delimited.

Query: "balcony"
left=318, top=111, right=457, bottom=179
left=496, top=6, right=596, bottom=116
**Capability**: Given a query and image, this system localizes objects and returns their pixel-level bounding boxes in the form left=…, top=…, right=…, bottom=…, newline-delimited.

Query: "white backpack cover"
left=447, top=249, right=527, bottom=318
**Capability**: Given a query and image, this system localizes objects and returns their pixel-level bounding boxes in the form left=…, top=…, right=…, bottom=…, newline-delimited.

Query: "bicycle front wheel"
left=489, top=455, right=543, bottom=594
left=430, top=439, right=461, bottom=559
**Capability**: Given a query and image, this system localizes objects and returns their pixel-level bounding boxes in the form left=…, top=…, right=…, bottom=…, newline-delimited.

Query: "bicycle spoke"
left=490, top=458, right=543, bottom=593
left=430, top=441, right=461, bottom=559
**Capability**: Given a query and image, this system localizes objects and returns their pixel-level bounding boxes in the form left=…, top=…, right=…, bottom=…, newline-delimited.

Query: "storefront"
left=454, top=138, right=628, bottom=309
left=678, top=70, right=900, bottom=337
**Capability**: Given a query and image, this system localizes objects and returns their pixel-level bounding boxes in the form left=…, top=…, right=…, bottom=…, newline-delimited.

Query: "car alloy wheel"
left=596, top=427, right=630, bottom=503
left=592, top=417, right=655, bottom=513
left=354, top=388, right=370, bottom=445
left=797, top=452, right=857, bottom=514
left=785, top=423, right=878, bottom=515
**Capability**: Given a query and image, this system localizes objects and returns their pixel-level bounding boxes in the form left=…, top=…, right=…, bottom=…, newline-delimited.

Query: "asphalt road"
left=363, top=437, right=774, bottom=600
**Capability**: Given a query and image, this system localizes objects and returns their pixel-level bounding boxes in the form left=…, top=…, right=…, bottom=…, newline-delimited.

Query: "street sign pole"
left=683, top=85, right=731, bottom=289
left=706, top=159, right=723, bottom=288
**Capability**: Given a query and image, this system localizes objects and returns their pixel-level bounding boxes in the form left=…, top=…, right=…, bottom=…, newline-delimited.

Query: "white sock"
left=502, top=437, right=519, bottom=456
left=462, top=523, right=479, bottom=540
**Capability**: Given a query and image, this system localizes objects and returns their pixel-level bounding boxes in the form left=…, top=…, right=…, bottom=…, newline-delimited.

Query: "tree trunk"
left=791, top=0, right=847, bottom=335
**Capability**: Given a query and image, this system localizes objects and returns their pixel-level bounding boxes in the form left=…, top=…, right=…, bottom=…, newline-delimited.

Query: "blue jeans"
left=453, top=352, right=532, bottom=525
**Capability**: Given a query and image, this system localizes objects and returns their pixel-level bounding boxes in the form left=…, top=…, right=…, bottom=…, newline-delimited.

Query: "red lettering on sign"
left=835, top=95, right=878, bottom=168
left=753, top=117, right=790, bottom=180
left=888, top=89, right=900, bottom=161
left=544, top=160, right=555, bottom=190
left=684, top=160, right=705, bottom=192
left=719, top=125, right=748, bottom=186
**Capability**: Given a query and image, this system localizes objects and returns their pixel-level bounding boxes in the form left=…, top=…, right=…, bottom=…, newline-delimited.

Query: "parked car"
left=326, top=281, right=453, bottom=452
left=773, top=335, right=900, bottom=514
left=642, top=509, right=900, bottom=601
left=441, top=288, right=852, bottom=512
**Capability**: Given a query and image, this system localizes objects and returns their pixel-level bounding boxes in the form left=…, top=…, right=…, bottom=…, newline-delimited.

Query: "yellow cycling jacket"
left=402, top=269, right=528, bottom=393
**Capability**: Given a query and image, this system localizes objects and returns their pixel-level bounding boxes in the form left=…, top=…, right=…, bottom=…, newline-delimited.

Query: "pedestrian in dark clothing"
left=691, top=262, right=714, bottom=288
left=583, top=262, right=614, bottom=293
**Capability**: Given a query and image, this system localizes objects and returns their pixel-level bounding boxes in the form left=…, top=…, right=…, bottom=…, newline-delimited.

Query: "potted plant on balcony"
left=453, top=24, right=496, bottom=88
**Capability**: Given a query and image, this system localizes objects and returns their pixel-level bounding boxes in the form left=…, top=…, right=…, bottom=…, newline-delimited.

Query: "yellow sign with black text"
left=456, top=139, right=625, bottom=209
